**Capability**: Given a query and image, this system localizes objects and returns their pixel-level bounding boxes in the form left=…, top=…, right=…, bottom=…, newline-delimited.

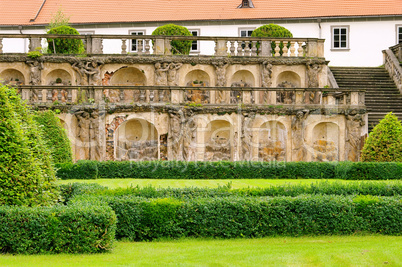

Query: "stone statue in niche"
left=213, top=61, right=229, bottom=103
left=291, top=110, right=309, bottom=161
left=277, top=81, right=296, bottom=104
left=51, top=89, right=59, bottom=102
left=346, top=114, right=364, bottom=161
left=72, top=61, right=88, bottom=86
left=183, top=116, right=197, bottom=161
left=167, top=62, right=183, bottom=86
left=155, top=62, right=169, bottom=85
left=230, top=81, right=251, bottom=104
left=241, top=112, right=255, bottom=161
left=75, top=110, right=104, bottom=161
left=169, top=110, right=185, bottom=160
left=27, top=60, right=43, bottom=102
left=261, top=61, right=273, bottom=87
left=60, top=89, right=68, bottom=103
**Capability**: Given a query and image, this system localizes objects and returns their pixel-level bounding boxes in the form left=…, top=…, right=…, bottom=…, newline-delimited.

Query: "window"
left=331, top=26, right=349, bottom=50
left=129, top=30, right=145, bottom=52
left=237, top=0, right=254, bottom=8
left=397, top=25, right=402, bottom=44
left=189, top=29, right=200, bottom=53
left=239, top=28, right=255, bottom=49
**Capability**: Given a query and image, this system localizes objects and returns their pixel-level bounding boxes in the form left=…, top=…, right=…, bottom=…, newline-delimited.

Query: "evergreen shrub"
left=152, top=24, right=192, bottom=54
left=47, top=25, right=85, bottom=54
left=33, top=110, right=73, bottom=164
left=251, top=24, right=293, bottom=55
left=71, top=195, right=402, bottom=241
left=0, top=203, right=116, bottom=254
left=0, top=85, right=58, bottom=206
left=361, top=112, right=402, bottom=162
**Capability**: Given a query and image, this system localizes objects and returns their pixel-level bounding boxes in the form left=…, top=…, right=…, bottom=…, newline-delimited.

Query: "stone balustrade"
left=0, top=34, right=325, bottom=58
left=384, top=48, right=402, bottom=93
left=16, top=85, right=364, bottom=107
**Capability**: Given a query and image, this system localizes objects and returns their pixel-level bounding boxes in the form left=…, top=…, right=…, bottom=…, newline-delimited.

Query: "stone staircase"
left=330, top=67, right=402, bottom=132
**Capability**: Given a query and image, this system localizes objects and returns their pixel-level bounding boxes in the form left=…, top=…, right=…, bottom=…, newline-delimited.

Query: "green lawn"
left=1, top=236, right=401, bottom=266
left=57, top=178, right=392, bottom=189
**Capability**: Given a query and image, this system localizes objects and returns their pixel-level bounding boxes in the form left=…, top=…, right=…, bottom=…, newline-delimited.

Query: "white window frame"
left=397, top=25, right=402, bottom=44
left=238, top=27, right=255, bottom=38
left=129, top=30, right=146, bottom=52
left=189, top=29, right=200, bottom=54
left=331, top=26, right=350, bottom=50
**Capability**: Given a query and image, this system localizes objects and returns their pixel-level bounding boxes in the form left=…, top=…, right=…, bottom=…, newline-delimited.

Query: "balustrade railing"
left=0, top=34, right=325, bottom=57
left=383, top=48, right=402, bottom=93
left=15, top=85, right=364, bottom=107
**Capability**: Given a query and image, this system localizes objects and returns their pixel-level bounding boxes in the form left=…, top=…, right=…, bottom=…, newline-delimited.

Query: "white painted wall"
left=1, top=19, right=401, bottom=66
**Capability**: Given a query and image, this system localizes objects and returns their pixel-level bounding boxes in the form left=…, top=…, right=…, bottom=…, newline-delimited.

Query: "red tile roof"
left=1, top=0, right=401, bottom=26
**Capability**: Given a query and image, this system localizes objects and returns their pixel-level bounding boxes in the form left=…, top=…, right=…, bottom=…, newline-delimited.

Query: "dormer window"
left=238, top=0, right=254, bottom=8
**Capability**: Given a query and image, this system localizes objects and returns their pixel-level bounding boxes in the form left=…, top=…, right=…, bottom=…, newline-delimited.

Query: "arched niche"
left=184, top=70, right=211, bottom=104
left=184, top=70, right=210, bottom=86
left=312, top=122, right=339, bottom=162
left=115, top=119, right=159, bottom=161
left=230, top=70, right=254, bottom=87
left=276, top=71, right=301, bottom=87
left=0, top=69, right=25, bottom=85
left=258, top=121, right=287, bottom=161
left=204, top=120, right=232, bottom=161
left=46, top=69, right=72, bottom=85
left=110, top=67, right=146, bottom=86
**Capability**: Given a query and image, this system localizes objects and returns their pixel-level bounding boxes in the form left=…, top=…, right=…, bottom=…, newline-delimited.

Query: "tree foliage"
left=0, top=84, right=58, bottom=206
left=47, top=25, right=85, bottom=54
left=152, top=24, right=192, bottom=55
left=46, top=7, right=70, bottom=30
left=361, top=112, right=402, bottom=162
left=33, top=110, right=73, bottom=164
left=251, top=24, right=293, bottom=55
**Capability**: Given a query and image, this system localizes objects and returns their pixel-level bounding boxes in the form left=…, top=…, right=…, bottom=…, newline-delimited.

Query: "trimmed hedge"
left=56, top=161, right=402, bottom=180
left=0, top=203, right=116, bottom=254
left=59, top=181, right=402, bottom=202
left=71, top=195, right=402, bottom=241
left=47, top=25, right=84, bottom=54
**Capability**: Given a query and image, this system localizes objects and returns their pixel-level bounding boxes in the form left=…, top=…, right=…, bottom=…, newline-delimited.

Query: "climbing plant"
left=361, top=112, right=402, bottom=162
left=152, top=24, right=192, bottom=55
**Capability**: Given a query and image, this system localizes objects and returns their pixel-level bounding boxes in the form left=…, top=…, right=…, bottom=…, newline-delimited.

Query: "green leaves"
left=361, top=112, right=402, bottom=162
left=47, top=25, right=85, bottom=54
left=152, top=24, right=192, bottom=55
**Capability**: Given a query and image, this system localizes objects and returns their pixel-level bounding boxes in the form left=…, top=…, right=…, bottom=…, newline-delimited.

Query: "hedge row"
left=58, top=181, right=402, bottom=203
left=71, top=195, right=402, bottom=241
left=56, top=161, right=402, bottom=180
left=0, top=203, right=116, bottom=254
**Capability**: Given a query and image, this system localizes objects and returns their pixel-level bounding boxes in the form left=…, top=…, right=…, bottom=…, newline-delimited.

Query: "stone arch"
left=0, top=69, right=26, bottom=85
left=230, top=70, right=255, bottom=87
left=115, top=118, right=159, bottom=161
left=204, top=119, right=232, bottom=161
left=258, top=120, right=287, bottom=161
left=110, top=67, right=146, bottom=86
left=45, top=69, right=73, bottom=85
left=184, top=70, right=210, bottom=86
left=276, top=71, right=301, bottom=87
left=312, top=122, right=339, bottom=162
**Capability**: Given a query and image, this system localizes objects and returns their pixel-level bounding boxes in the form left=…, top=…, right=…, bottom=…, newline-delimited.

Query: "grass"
left=56, top=178, right=394, bottom=189
left=1, top=235, right=401, bottom=266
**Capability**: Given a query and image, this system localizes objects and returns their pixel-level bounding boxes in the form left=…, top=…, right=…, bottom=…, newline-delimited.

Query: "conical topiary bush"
left=361, top=112, right=402, bottom=162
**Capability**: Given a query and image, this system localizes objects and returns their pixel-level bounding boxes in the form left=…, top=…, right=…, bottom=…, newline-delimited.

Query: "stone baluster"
left=245, top=41, right=251, bottom=56
left=237, top=41, right=242, bottom=56
left=164, top=38, right=172, bottom=55
left=290, top=41, right=296, bottom=57
left=144, top=39, right=151, bottom=54
left=295, top=90, right=304, bottom=104
left=92, top=38, right=103, bottom=54
left=154, top=38, right=165, bottom=55
left=85, top=35, right=92, bottom=54
left=138, top=40, right=144, bottom=55
left=274, top=41, right=281, bottom=57
left=121, top=39, right=127, bottom=54
left=0, top=38, right=3, bottom=53
left=297, top=41, right=304, bottom=57
left=29, top=37, right=42, bottom=52
left=159, top=90, right=164, bottom=102
left=119, top=89, right=124, bottom=101
left=351, top=91, right=359, bottom=105
left=251, top=41, right=257, bottom=56
left=282, top=41, right=289, bottom=57
left=149, top=90, right=155, bottom=102
left=230, top=41, right=236, bottom=56
left=139, top=89, right=146, bottom=102
left=42, top=89, right=48, bottom=103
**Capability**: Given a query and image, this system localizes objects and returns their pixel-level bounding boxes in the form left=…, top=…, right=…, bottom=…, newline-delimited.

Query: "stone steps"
left=330, top=67, right=402, bottom=132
